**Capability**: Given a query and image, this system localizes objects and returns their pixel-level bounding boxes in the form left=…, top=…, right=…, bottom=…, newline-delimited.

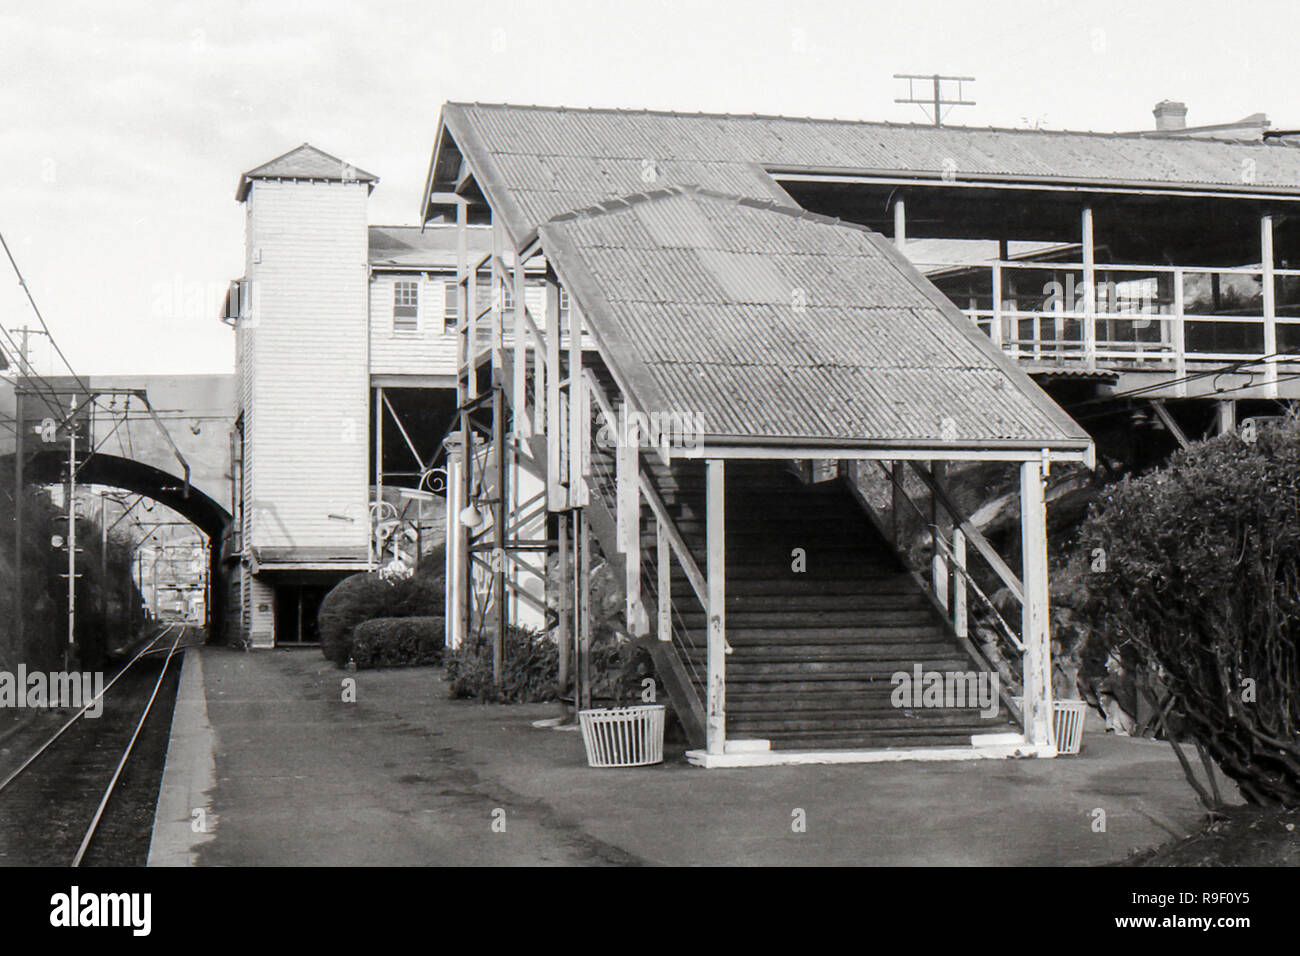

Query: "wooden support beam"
left=990, top=261, right=1003, bottom=349
left=706, top=459, right=727, bottom=756
left=1217, top=399, right=1237, bottom=436
left=1019, top=458, right=1054, bottom=752
left=617, top=437, right=646, bottom=635
left=579, top=510, right=592, bottom=710
left=657, top=518, right=671, bottom=643
left=908, top=461, right=1024, bottom=603
left=544, top=275, right=564, bottom=509
left=372, top=386, right=383, bottom=569
left=512, top=248, right=528, bottom=438
left=445, top=451, right=463, bottom=648
left=1172, top=267, right=1187, bottom=398
left=556, top=511, right=570, bottom=711
left=1150, top=400, right=1191, bottom=450
left=952, top=527, right=968, bottom=639
left=567, top=289, right=588, bottom=506
left=491, top=383, right=505, bottom=689
left=893, top=195, right=906, bottom=249
left=1263, top=214, right=1278, bottom=397
left=1082, top=206, right=1097, bottom=370
left=930, top=461, right=950, bottom=610
left=890, top=460, right=905, bottom=547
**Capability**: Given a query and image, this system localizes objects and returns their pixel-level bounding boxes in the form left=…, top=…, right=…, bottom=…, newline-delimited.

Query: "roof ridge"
left=542, top=183, right=882, bottom=237
left=445, top=101, right=1288, bottom=148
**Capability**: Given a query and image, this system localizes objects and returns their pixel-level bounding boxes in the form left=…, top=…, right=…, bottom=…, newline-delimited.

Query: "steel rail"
left=72, top=625, right=185, bottom=866
left=0, top=622, right=181, bottom=795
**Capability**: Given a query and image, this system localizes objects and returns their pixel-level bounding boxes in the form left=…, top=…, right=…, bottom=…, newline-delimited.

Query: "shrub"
left=351, top=616, right=444, bottom=669
left=1077, top=415, right=1300, bottom=806
left=318, top=551, right=445, bottom=666
left=445, top=626, right=559, bottom=703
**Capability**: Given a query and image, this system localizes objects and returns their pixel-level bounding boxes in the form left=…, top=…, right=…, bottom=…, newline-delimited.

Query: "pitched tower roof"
left=236, top=143, right=378, bottom=201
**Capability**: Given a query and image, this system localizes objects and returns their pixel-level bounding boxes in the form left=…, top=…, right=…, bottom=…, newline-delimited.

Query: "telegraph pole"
left=65, top=405, right=78, bottom=668
left=894, top=73, right=976, bottom=126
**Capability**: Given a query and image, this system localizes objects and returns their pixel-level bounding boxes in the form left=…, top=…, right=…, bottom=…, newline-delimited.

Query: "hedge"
left=350, top=617, right=445, bottom=669
left=1078, top=415, right=1300, bottom=806
left=318, top=551, right=444, bottom=666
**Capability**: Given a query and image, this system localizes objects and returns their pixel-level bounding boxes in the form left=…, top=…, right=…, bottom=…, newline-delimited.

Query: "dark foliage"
left=1078, top=415, right=1300, bottom=806
left=318, top=551, right=444, bottom=666
left=350, top=616, right=444, bottom=669
left=445, top=625, right=559, bottom=703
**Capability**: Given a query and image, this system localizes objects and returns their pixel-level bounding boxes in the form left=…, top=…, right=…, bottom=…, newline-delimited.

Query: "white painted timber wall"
left=368, top=273, right=458, bottom=376
left=367, top=275, right=546, bottom=377
left=242, top=179, right=371, bottom=556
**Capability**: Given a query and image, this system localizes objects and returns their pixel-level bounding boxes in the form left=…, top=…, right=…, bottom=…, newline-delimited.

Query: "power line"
left=0, top=229, right=91, bottom=397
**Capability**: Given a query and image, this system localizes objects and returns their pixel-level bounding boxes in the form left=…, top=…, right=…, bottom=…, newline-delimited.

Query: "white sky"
left=2, top=0, right=1297, bottom=376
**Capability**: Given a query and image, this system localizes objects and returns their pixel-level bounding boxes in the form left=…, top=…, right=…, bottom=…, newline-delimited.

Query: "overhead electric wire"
left=0, top=229, right=92, bottom=397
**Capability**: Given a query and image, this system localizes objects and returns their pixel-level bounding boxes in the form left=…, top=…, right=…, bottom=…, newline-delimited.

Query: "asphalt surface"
left=149, top=645, right=1225, bottom=866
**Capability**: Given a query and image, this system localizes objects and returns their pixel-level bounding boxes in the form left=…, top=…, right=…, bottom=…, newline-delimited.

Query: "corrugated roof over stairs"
left=537, top=186, right=1090, bottom=454
left=432, top=103, right=1300, bottom=244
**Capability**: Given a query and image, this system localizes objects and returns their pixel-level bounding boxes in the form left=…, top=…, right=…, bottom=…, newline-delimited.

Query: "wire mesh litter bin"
left=578, top=705, right=665, bottom=767
left=1053, top=700, right=1088, bottom=755
left=1013, top=698, right=1089, bottom=755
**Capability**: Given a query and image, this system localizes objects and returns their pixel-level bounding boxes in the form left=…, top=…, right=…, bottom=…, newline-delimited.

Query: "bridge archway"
left=2, top=450, right=232, bottom=638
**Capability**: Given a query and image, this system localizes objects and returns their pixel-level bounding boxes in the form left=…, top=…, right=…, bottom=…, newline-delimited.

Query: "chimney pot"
left=1153, top=100, right=1188, bottom=131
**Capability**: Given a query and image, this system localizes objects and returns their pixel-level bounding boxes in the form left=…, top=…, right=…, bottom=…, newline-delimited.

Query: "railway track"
left=0, top=623, right=199, bottom=866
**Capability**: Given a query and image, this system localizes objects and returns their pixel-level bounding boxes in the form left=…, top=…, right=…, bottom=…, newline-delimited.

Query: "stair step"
left=669, top=572, right=916, bottom=592
left=674, top=610, right=937, bottom=628
left=689, top=659, right=973, bottom=677
left=729, top=712, right=1007, bottom=733
left=692, top=593, right=930, bottom=612
left=682, top=626, right=955, bottom=644
left=765, top=730, right=998, bottom=751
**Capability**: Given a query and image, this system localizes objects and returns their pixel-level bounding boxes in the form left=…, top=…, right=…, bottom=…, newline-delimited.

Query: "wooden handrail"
left=906, top=461, right=1024, bottom=605
left=582, top=368, right=709, bottom=612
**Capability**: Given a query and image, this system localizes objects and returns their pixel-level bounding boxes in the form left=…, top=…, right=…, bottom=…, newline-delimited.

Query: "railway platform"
left=146, top=644, right=1223, bottom=866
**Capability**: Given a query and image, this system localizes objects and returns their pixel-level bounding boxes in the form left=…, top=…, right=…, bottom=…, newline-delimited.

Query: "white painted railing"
left=917, top=259, right=1300, bottom=376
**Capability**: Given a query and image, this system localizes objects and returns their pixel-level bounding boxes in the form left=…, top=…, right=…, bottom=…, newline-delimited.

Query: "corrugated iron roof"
left=237, top=143, right=378, bottom=201
left=367, top=224, right=490, bottom=268
left=537, top=186, right=1090, bottom=453
left=437, top=103, right=1300, bottom=244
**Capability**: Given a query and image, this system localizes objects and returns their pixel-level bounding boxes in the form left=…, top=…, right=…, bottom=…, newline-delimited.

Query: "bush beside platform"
left=351, top=617, right=444, bottom=670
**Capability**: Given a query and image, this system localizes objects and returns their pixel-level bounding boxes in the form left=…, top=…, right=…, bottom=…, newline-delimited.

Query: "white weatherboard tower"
left=233, top=145, right=376, bottom=646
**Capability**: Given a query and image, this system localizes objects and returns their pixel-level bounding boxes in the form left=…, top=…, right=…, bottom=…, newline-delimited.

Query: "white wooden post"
left=657, top=517, right=671, bottom=643
left=1263, top=214, right=1277, bottom=397
left=1217, top=399, right=1237, bottom=436
left=931, top=462, right=949, bottom=611
left=568, top=302, right=588, bottom=506
left=544, top=277, right=563, bottom=509
left=894, top=195, right=906, bottom=250
left=706, top=459, right=727, bottom=755
left=616, top=436, right=645, bottom=635
left=1019, top=457, right=1055, bottom=753
left=512, top=253, right=528, bottom=439
left=445, top=448, right=464, bottom=649
left=952, top=527, right=967, bottom=639
left=1173, top=267, right=1187, bottom=397
left=1082, top=206, right=1097, bottom=369
left=991, top=261, right=1004, bottom=350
